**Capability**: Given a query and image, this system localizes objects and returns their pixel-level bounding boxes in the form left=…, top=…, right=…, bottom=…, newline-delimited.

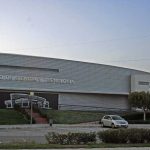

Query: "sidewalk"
left=0, top=123, right=102, bottom=129
left=0, top=124, right=49, bottom=129
left=0, top=123, right=150, bottom=129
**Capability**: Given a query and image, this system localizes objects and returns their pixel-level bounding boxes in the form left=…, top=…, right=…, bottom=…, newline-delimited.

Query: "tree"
left=128, top=91, right=150, bottom=121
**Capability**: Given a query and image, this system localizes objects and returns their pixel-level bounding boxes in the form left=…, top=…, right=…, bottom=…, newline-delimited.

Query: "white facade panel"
left=131, top=74, right=150, bottom=92
left=59, top=93, right=129, bottom=110
left=0, top=53, right=149, bottom=95
left=0, top=53, right=149, bottom=110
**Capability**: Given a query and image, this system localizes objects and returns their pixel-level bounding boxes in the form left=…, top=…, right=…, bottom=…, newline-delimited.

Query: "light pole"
left=30, top=91, right=34, bottom=124
left=149, top=85, right=150, bottom=93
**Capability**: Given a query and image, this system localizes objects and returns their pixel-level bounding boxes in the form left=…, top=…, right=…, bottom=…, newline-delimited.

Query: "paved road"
left=0, top=124, right=150, bottom=144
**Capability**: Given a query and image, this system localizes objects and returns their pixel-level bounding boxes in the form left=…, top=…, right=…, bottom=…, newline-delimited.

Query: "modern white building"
left=0, top=53, right=150, bottom=111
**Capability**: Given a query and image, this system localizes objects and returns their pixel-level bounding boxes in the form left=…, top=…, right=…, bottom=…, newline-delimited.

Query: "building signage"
left=0, top=75, right=75, bottom=84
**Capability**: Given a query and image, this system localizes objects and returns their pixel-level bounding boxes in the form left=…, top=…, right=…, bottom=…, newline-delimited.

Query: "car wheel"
left=111, top=123, right=115, bottom=128
left=101, top=122, right=105, bottom=127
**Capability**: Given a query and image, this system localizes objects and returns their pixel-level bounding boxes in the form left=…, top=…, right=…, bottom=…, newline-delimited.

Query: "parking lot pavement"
left=0, top=124, right=103, bottom=144
left=0, top=124, right=150, bottom=144
left=129, top=124, right=150, bottom=129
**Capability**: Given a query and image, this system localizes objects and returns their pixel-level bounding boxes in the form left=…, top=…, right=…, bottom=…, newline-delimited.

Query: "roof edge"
left=0, top=52, right=149, bottom=74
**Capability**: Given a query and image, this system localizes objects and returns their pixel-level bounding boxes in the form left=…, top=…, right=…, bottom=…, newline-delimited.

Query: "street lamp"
left=149, top=85, right=150, bottom=93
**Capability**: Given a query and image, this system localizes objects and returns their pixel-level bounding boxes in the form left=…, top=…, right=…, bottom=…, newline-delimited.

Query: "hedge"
left=46, top=129, right=150, bottom=145
left=45, top=132, right=96, bottom=145
left=14, top=104, right=35, bottom=124
left=127, top=120, right=150, bottom=124
left=98, top=128, right=150, bottom=144
left=122, top=112, right=150, bottom=121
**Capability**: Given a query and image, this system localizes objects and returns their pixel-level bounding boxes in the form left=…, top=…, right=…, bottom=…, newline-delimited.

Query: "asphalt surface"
left=0, top=124, right=150, bottom=144
left=0, top=124, right=101, bottom=144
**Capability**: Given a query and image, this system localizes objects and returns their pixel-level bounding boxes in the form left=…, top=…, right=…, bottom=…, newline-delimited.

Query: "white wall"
left=59, top=93, right=129, bottom=111
left=131, top=74, right=150, bottom=92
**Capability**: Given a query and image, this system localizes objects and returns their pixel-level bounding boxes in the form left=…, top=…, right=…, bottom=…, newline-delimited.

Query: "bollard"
left=49, top=119, right=53, bottom=127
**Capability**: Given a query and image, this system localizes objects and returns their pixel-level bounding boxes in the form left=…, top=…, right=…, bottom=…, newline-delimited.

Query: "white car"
left=101, top=115, right=128, bottom=128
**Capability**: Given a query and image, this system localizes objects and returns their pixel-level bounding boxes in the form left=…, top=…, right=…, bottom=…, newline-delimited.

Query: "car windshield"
left=111, top=116, right=123, bottom=120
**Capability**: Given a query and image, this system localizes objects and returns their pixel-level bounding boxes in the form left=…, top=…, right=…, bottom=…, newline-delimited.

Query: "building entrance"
left=0, top=90, right=58, bottom=109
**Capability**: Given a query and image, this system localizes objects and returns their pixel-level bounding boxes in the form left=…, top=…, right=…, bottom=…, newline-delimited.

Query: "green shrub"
left=98, top=129, right=128, bottom=143
left=98, top=128, right=150, bottom=144
left=14, top=106, right=35, bottom=124
left=46, top=132, right=68, bottom=145
left=145, top=129, right=150, bottom=142
left=14, top=104, right=21, bottom=111
left=126, top=129, right=143, bottom=143
left=122, top=112, right=150, bottom=121
left=127, top=120, right=150, bottom=124
left=40, top=109, right=104, bottom=124
left=45, top=132, right=96, bottom=145
left=68, top=132, right=96, bottom=144
left=0, top=109, right=30, bottom=124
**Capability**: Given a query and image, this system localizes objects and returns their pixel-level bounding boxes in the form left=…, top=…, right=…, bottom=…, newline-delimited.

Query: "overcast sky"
left=0, top=0, right=150, bottom=72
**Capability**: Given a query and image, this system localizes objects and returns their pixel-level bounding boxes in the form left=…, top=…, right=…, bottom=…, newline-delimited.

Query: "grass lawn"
left=0, top=109, right=29, bottom=124
left=2, top=108, right=150, bottom=125
left=0, top=143, right=150, bottom=149
left=40, top=109, right=104, bottom=124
